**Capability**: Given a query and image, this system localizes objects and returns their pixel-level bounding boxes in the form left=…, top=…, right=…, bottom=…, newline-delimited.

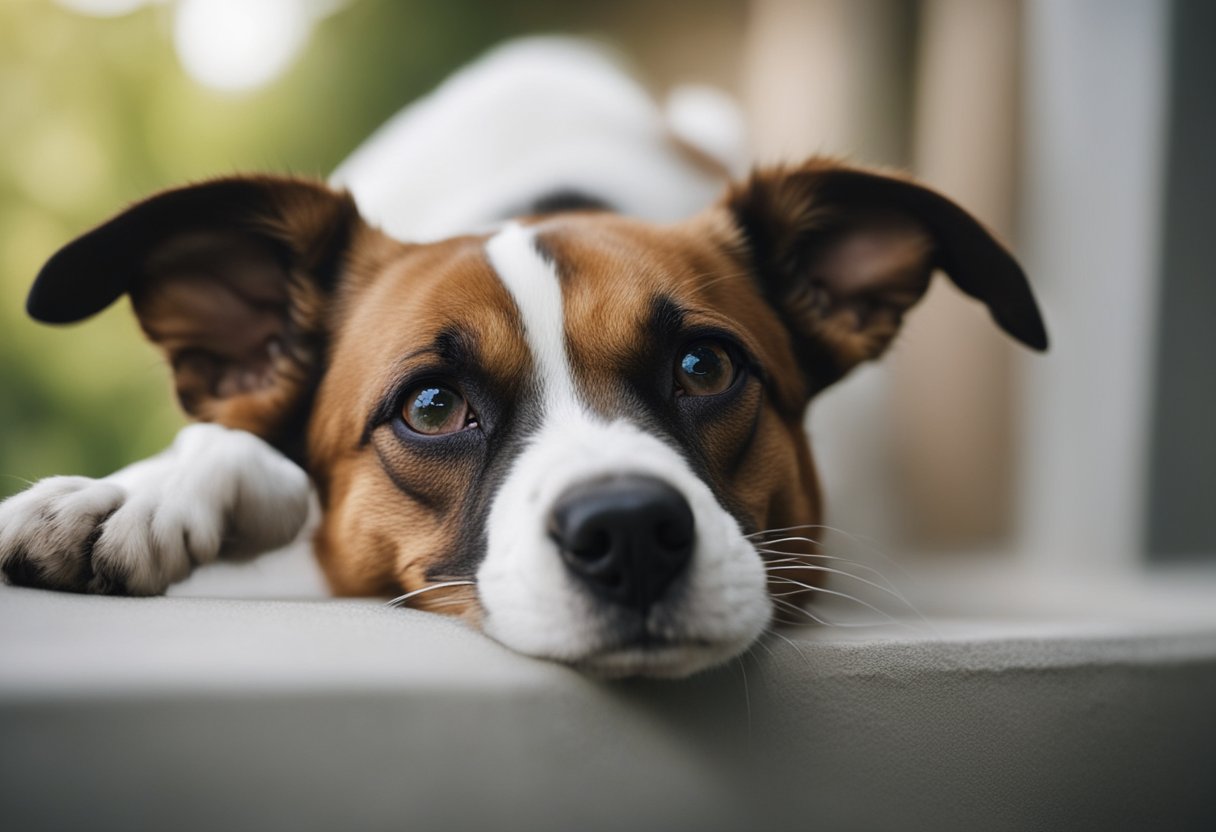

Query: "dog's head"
left=28, top=160, right=1046, bottom=677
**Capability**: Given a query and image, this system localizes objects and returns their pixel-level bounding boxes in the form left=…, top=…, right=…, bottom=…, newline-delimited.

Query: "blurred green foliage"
left=0, top=0, right=645, bottom=496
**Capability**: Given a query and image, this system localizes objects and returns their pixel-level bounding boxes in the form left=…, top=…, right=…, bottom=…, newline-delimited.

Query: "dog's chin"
left=480, top=593, right=773, bottom=679
left=571, top=638, right=756, bottom=679
left=479, top=576, right=774, bottom=679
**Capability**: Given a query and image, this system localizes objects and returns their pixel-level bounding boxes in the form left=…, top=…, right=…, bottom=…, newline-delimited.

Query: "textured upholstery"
left=2, top=563, right=1215, bottom=832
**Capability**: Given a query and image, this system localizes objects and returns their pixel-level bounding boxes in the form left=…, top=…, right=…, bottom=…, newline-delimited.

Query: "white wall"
left=1017, top=0, right=1170, bottom=571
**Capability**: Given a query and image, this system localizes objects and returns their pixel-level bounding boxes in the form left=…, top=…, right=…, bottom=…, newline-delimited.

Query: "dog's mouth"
left=557, top=613, right=768, bottom=678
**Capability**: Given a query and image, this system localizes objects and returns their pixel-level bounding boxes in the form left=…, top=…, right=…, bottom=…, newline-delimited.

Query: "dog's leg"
left=0, top=424, right=310, bottom=595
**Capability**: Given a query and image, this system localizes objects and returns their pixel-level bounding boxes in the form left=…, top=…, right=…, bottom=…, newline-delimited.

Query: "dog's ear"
left=27, top=175, right=375, bottom=453
left=725, top=159, right=1047, bottom=392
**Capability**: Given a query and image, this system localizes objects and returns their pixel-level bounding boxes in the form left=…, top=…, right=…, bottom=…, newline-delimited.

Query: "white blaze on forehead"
left=484, top=223, right=578, bottom=409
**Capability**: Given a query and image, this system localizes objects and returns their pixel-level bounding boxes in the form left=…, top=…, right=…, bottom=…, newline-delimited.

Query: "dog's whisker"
left=753, top=633, right=779, bottom=659
left=759, top=555, right=814, bottom=565
left=763, top=563, right=916, bottom=609
left=767, top=575, right=912, bottom=627
left=734, top=652, right=753, bottom=742
left=759, top=550, right=881, bottom=573
left=797, top=522, right=885, bottom=548
left=756, top=542, right=918, bottom=607
left=750, top=532, right=826, bottom=545
left=752, top=526, right=927, bottom=599
left=758, top=548, right=919, bottom=612
left=758, top=546, right=899, bottom=585
left=747, top=522, right=871, bottom=539
left=771, top=596, right=836, bottom=627
left=416, top=595, right=478, bottom=611
left=755, top=538, right=827, bottom=554
left=746, top=524, right=829, bottom=540
left=769, top=586, right=812, bottom=598
left=749, top=525, right=892, bottom=563
left=758, top=540, right=904, bottom=578
left=756, top=524, right=902, bottom=570
left=758, top=544, right=914, bottom=591
left=385, top=580, right=477, bottom=609
left=765, top=629, right=812, bottom=666
left=771, top=596, right=902, bottom=629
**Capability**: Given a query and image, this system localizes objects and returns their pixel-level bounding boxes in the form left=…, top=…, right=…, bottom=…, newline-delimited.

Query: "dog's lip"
left=571, top=637, right=710, bottom=661
left=572, top=638, right=730, bottom=679
left=593, top=633, right=713, bottom=654
left=582, top=618, right=714, bottom=656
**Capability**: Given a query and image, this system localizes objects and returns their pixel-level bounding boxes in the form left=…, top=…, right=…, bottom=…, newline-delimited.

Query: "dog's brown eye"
left=676, top=341, right=735, bottom=397
left=402, top=385, right=474, bottom=435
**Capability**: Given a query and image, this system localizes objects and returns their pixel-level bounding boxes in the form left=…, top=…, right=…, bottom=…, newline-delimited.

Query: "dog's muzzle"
left=548, top=475, right=694, bottom=611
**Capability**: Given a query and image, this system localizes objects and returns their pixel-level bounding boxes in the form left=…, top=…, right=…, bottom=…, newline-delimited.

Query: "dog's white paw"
left=0, top=476, right=129, bottom=593
left=0, top=424, right=311, bottom=595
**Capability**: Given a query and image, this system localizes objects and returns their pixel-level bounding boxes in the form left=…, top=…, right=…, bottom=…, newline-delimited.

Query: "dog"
left=0, top=39, right=1046, bottom=678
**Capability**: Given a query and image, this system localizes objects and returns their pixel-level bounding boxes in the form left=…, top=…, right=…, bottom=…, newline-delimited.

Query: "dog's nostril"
left=599, top=569, right=624, bottom=590
left=568, top=529, right=612, bottom=563
left=549, top=475, right=695, bottom=612
left=655, top=518, right=693, bottom=551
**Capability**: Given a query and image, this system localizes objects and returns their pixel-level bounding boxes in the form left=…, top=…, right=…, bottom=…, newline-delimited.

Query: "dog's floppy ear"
left=725, top=159, right=1047, bottom=392
left=27, top=175, right=371, bottom=453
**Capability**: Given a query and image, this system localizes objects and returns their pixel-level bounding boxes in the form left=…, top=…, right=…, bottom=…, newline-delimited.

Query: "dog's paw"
left=0, top=473, right=212, bottom=596
left=159, top=423, right=311, bottom=562
left=0, top=476, right=129, bottom=593
left=84, top=477, right=223, bottom=595
left=0, top=425, right=311, bottom=596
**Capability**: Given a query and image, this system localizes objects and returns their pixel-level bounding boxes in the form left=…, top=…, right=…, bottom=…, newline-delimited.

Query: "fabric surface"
left=2, top=575, right=1215, bottom=831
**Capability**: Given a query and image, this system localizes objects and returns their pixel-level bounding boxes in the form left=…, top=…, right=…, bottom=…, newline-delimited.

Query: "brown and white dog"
left=0, top=39, right=1046, bottom=677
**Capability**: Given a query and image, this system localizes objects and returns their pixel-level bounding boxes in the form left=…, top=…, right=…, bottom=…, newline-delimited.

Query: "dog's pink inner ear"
left=131, top=230, right=306, bottom=420
left=790, top=210, right=936, bottom=370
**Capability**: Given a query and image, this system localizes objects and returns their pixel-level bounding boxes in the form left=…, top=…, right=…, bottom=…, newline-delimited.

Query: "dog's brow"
left=648, top=294, right=687, bottom=338
left=429, top=327, right=480, bottom=366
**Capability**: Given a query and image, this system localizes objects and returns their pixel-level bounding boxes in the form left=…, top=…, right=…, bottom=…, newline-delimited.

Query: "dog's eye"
left=401, top=384, right=475, bottom=435
left=676, top=341, right=735, bottom=397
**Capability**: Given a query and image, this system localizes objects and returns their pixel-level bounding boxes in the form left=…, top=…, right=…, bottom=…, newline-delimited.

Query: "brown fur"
left=309, top=235, right=529, bottom=605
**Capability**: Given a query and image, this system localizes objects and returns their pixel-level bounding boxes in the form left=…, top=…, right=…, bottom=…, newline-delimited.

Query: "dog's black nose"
left=548, top=475, right=695, bottom=612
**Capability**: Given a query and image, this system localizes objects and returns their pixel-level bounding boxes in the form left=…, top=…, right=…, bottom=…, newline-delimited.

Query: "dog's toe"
left=2, top=546, right=50, bottom=589
left=0, top=476, right=127, bottom=592
left=89, top=494, right=201, bottom=595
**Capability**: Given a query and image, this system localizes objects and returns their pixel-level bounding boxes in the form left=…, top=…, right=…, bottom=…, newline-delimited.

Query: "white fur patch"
left=484, top=222, right=577, bottom=405
left=0, top=424, right=310, bottom=595
left=332, top=37, right=737, bottom=242
left=478, top=224, right=770, bottom=677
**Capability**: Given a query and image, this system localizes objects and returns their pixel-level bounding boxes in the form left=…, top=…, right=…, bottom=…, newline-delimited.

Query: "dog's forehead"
left=338, top=234, right=527, bottom=374
left=343, top=214, right=758, bottom=377
left=326, top=213, right=801, bottom=430
left=529, top=214, right=799, bottom=405
left=528, top=214, right=779, bottom=353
